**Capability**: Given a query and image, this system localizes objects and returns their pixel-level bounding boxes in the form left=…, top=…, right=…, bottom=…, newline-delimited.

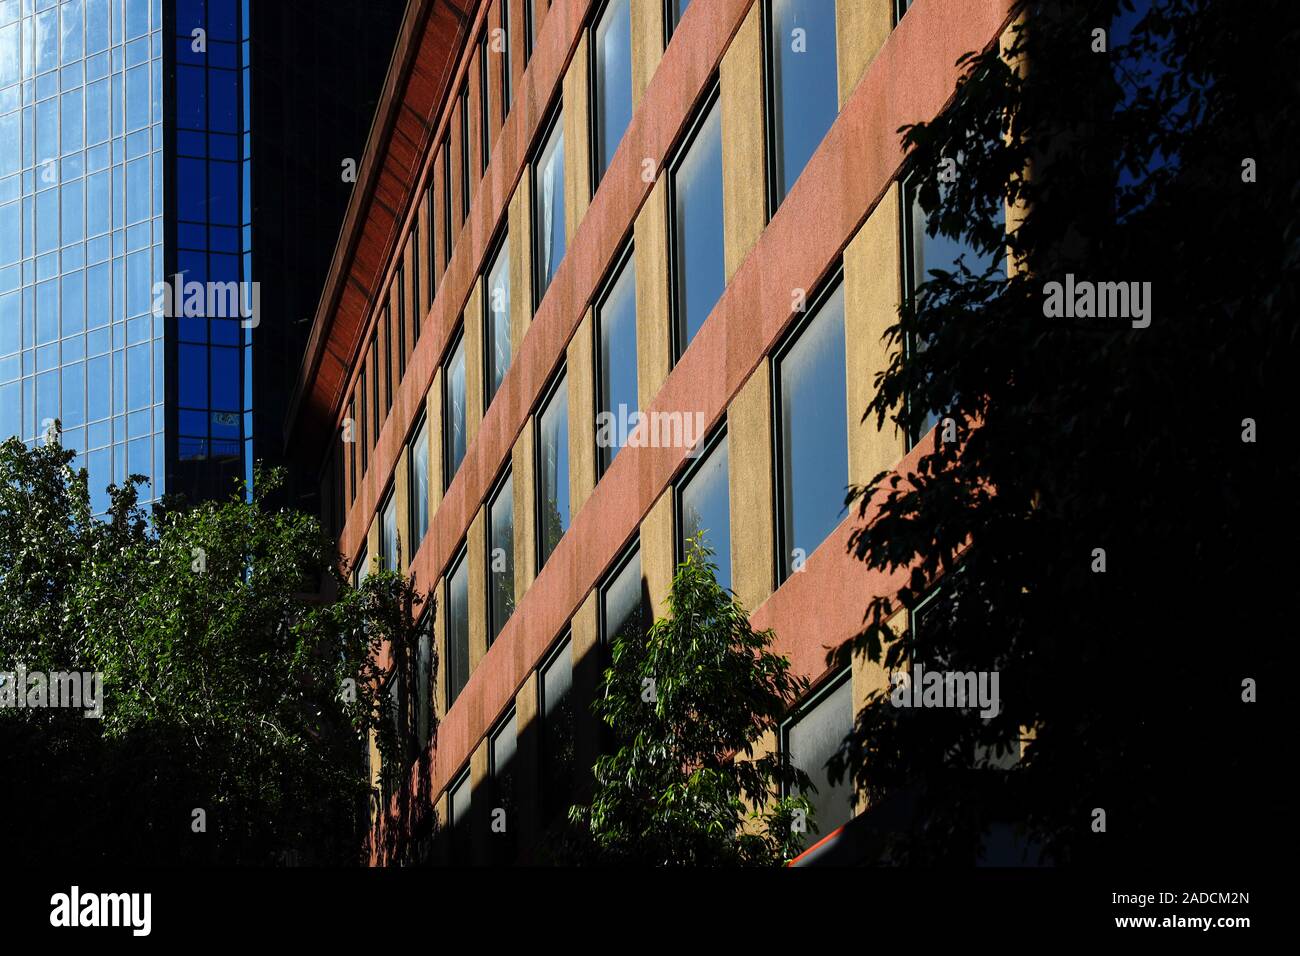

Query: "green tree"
left=0, top=434, right=425, bottom=865
left=834, top=0, right=1288, bottom=866
left=569, top=537, right=813, bottom=865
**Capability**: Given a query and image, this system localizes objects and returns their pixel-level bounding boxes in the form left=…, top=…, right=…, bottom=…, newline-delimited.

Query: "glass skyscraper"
left=1, top=0, right=402, bottom=511
left=1, top=0, right=169, bottom=514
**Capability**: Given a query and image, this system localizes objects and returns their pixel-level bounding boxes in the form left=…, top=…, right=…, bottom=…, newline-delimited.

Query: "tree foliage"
left=0, top=435, right=420, bottom=865
left=569, top=537, right=813, bottom=865
left=834, top=0, right=1290, bottom=865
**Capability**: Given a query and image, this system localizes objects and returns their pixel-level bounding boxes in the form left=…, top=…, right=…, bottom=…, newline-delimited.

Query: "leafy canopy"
left=0, top=434, right=419, bottom=865
left=570, top=537, right=813, bottom=866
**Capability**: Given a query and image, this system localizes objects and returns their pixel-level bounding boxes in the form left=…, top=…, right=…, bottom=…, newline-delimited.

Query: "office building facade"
left=285, top=0, right=1015, bottom=864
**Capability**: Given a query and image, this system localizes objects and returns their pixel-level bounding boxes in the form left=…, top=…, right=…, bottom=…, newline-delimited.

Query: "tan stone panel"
left=566, top=308, right=597, bottom=516
left=630, top=0, right=664, bottom=109
left=640, top=491, right=675, bottom=620
left=512, top=422, right=537, bottom=595
left=562, top=32, right=591, bottom=247
left=720, top=0, right=766, bottom=282
left=468, top=507, right=488, bottom=673
left=508, top=175, right=533, bottom=348
left=634, top=179, right=671, bottom=411
left=464, top=278, right=485, bottom=449
left=835, top=0, right=891, bottom=110
left=844, top=185, right=905, bottom=489
left=850, top=607, right=904, bottom=813
left=727, top=361, right=775, bottom=613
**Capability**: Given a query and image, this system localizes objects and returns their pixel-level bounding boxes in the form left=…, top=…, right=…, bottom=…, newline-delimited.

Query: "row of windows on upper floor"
left=331, top=0, right=903, bottom=541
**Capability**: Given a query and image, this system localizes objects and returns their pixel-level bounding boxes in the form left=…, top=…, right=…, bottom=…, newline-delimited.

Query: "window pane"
left=447, top=552, right=470, bottom=706
left=601, top=547, right=643, bottom=645
left=488, top=473, right=515, bottom=643
left=484, top=237, right=510, bottom=404
left=536, top=372, right=569, bottom=570
left=459, top=83, right=470, bottom=223
left=501, top=0, right=513, bottom=113
left=904, top=178, right=1006, bottom=441
left=490, top=710, right=518, bottom=863
left=416, top=618, right=432, bottom=749
left=672, top=97, right=724, bottom=354
left=768, top=0, right=839, bottom=206
left=540, top=638, right=574, bottom=820
left=533, top=117, right=565, bottom=303
left=382, top=493, right=399, bottom=570
left=786, top=676, right=853, bottom=837
left=443, top=333, right=466, bottom=486
left=777, top=282, right=847, bottom=579
left=408, top=417, right=430, bottom=547
left=596, top=253, right=637, bottom=473
left=594, top=0, right=632, bottom=182
left=679, top=433, right=731, bottom=592
left=449, top=771, right=472, bottom=863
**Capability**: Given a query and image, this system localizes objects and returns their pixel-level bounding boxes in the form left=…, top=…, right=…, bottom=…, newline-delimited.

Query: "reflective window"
left=535, top=370, right=569, bottom=571
left=775, top=278, right=847, bottom=581
left=487, top=471, right=515, bottom=644
left=446, top=549, right=470, bottom=706
left=448, top=769, right=472, bottom=863
left=500, top=0, right=513, bottom=113
left=416, top=615, right=433, bottom=750
left=601, top=545, right=644, bottom=646
left=484, top=236, right=511, bottom=405
left=678, top=431, right=731, bottom=592
left=539, top=635, right=574, bottom=821
left=784, top=674, right=853, bottom=838
left=902, top=176, right=1006, bottom=443
left=490, top=709, right=518, bottom=863
left=532, top=114, right=565, bottom=306
left=766, top=0, right=839, bottom=208
left=381, top=490, right=399, bottom=570
left=593, top=0, right=632, bottom=184
left=595, top=250, right=637, bottom=474
left=443, top=330, right=467, bottom=488
left=408, top=416, right=430, bottom=549
left=670, top=93, right=724, bottom=356
left=459, top=82, right=470, bottom=223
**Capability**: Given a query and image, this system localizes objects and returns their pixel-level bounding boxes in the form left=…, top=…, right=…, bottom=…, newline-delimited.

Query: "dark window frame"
left=536, top=629, right=574, bottom=820
left=501, top=0, right=513, bottom=115
left=598, top=537, right=643, bottom=647
left=485, top=464, right=515, bottom=645
left=481, top=225, right=512, bottom=410
left=459, top=82, right=471, bottom=225
left=665, top=80, right=722, bottom=364
left=672, top=422, right=728, bottom=569
left=442, top=134, right=453, bottom=268
left=779, top=665, right=853, bottom=800
left=479, top=32, right=490, bottom=174
left=530, top=103, right=566, bottom=314
left=407, top=412, right=430, bottom=551
left=593, top=238, right=635, bottom=478
left=379, top=483, right=399, bottom=571
left=770, top=263, right=846, bottom=587
left=533, top=364, right=569, bottom=573
left=445, top=542, right=471, bottom=708
left=442, top=325, right=468, bottom=492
